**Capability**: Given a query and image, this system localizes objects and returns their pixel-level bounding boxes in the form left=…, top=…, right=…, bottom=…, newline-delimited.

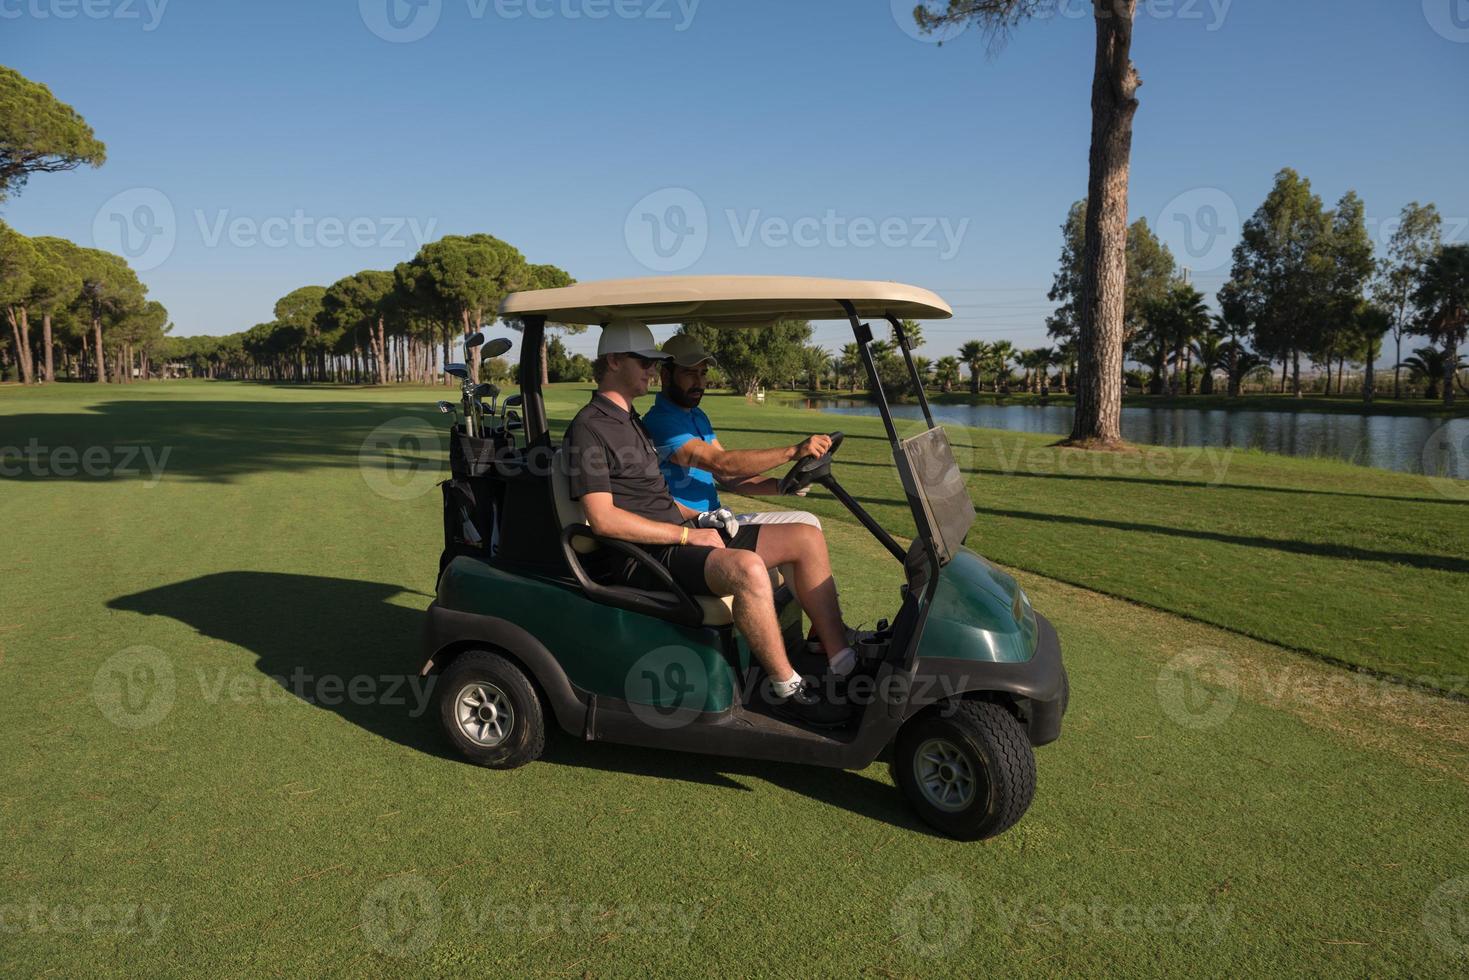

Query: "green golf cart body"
left=421, top=275, right=1068, bottom=838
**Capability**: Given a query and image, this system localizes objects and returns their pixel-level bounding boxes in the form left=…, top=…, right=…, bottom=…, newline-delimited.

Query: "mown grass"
left=697, top=386, right=1469, bottom=684
left=1, top=380, right=1466, bottom=977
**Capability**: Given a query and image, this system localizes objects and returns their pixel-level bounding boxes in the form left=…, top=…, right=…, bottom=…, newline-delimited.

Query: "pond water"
left=802, top=398, right=1469, bottom=480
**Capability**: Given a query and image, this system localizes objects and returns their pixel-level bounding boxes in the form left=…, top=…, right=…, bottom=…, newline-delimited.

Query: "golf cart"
left=422, top=276, right=1068, bottom=840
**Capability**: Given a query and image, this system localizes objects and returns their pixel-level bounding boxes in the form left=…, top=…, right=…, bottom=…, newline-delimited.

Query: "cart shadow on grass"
left=107, top=570, right=939, bottom=837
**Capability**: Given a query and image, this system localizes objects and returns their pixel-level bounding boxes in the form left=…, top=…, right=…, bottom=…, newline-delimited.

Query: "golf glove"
left=695, top=508, right=740, bottom=537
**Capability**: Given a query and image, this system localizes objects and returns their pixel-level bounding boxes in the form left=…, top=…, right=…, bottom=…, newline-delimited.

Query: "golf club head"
left=504, top=393, right=523, bottom=408
left=435, top=401, right=455, bottom=414
left=481, top=337, right=513, bottom=359
left=445, top=363, right=469, bottom=379
left=464, top=331, right=485, bottom=350
left=472, top=382, right=498, bottom=399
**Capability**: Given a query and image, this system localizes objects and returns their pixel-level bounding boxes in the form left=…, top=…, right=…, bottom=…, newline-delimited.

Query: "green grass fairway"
left=2, top=380, right=1467, bottom=977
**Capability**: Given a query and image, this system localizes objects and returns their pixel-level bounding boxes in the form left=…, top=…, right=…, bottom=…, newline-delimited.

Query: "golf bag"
left=439, top=424, right=510, bottom=573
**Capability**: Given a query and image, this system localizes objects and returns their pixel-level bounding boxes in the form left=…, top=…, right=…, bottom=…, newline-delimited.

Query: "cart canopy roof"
left=499, top=275, right=952, bottom=327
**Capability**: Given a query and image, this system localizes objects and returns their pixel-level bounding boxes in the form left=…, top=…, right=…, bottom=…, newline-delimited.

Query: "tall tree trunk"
left=1068, top=0, right=1139, bottom=447
left=1291, top=349, right=1301, bottom=397
left=1445, top=339, right=1457, bottom=408
left=1363, top=342, right=1376, bottom=404
left=93, top=316, right=107, bottom=383
left=42, top=313, right=54, bottom=383
left=17, top=307, right=35, bottom=384
left=541, top=335, right=550, bottom=388
left=375, top=319, right=388, bottom=384
left=1336, top=353, right=1345, bottom=395
left=5, top=310, right=32, bottom=384
left=1392, top=331, right=1402, bottom=398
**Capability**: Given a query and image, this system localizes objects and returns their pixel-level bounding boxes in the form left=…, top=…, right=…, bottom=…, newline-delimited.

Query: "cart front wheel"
left=437, top=650, right=545, bottom=769
left=892, top=699, right=1036, bottom=840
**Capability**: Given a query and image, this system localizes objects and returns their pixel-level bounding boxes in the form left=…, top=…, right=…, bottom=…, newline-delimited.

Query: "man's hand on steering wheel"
left=794, top=433, right=833, bottom=460
left=778, top=431, right=844, bottom=495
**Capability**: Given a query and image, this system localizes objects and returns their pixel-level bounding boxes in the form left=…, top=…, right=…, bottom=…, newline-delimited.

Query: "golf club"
left=471, top=382, right=499, bottom=437
left=444, top=362, right=475, bottom=436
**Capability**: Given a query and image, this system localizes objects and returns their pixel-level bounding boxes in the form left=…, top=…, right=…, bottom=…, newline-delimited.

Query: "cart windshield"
left=899, top=427, right=975, bottom=565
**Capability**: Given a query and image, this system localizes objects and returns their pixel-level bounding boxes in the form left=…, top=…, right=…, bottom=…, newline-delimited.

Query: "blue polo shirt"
left=642, top=392, right=721, bottom=511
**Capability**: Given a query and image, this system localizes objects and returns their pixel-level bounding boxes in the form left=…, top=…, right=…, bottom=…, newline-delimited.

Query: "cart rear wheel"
left=892, top=699, right=1035, bottom=840
left=437, top=650, right=545, bottom=769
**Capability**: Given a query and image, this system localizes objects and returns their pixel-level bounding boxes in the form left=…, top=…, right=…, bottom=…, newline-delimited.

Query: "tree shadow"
left=0, top=398, right=450, bottom=483
left=107, top=571, right=938, bottom=836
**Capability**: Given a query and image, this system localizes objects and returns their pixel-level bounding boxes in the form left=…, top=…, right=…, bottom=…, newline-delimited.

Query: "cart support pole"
left=888, top=315, right=935, bottom=430
left=518, top=315, right=549, bottom=448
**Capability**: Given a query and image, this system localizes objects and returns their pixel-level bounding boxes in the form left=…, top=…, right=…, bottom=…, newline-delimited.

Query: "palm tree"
left=1055, top=338, right=1078, bottom=394
left=891, top=319, right=925, bottom=352
left=1192, top=319, right=1227, bottom=396
left=1398, top=346, right=1467, bottom=401
left=839, top=341, right=863, bottom=390
left=1219, top=341, right=1265, bottom=395
left=1032, top=346, right=1056, bottom=395
left=988, top=340, right=1016, bottom=393
left=1165, top=284, right=1209, bottom=395
left=1412, top=243, right=1469, bottom=407
left=934, top=355, right=961, bottom=393
left=911, top=355, right=934, bottom=395
left=958, top=340, right=988, bottom=395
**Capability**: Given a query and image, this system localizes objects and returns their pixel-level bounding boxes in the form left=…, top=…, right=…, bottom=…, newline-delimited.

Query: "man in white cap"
left=563, top=318, right=858, bottom=727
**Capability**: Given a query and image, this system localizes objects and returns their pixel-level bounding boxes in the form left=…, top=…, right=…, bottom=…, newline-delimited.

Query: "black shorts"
left=622, top=524, right=762, bottom=596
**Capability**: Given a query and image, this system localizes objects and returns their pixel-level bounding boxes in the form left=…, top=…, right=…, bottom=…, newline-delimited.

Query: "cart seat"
left=550, top=449, right=784, bottom=627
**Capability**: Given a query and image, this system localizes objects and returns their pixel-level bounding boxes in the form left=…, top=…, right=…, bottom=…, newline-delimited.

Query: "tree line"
left=158, top=235, right=574, bottom=387
left=1035, top=170, right=1468, bottom=406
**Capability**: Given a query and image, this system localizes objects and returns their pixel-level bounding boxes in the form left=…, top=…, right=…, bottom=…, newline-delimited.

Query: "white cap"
left=597, top=318, right=670, bottom=360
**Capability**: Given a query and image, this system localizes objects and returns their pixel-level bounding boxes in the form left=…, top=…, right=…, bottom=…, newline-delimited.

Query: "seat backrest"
left=551, top=449, right=597, bottom=553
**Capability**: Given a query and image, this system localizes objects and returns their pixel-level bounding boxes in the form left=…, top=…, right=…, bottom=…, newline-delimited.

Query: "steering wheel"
left=778, top=432, right=844, bottom=496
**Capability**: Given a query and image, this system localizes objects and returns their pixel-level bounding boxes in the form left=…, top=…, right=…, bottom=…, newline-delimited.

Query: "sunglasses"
left=623, top=354, right=661, bottom=368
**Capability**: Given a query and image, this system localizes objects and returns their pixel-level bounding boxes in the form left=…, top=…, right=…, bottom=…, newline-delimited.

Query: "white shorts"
left=734, top=510, right=822, bottom=530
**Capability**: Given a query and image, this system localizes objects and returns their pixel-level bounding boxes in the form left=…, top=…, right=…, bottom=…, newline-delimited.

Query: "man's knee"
left=727, top=550, right=771, bottom=595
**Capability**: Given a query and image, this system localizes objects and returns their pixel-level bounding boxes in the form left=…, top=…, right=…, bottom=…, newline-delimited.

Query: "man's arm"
left=670, top=434, right=831, bottom=486
left=581, top=493, right=722, bottom=547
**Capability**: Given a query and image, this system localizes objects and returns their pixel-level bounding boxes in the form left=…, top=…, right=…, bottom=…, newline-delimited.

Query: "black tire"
left=891, top=699, right=1036, bottom=841
left=436, top=650, right=545, bottom=769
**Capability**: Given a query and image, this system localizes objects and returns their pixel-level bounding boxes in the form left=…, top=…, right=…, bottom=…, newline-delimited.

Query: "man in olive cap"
left=642, top=332, right=827, bottom=529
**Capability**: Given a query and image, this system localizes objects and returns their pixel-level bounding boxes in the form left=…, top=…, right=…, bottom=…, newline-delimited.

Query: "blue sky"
left=3, top=0, right=1467, bottom=360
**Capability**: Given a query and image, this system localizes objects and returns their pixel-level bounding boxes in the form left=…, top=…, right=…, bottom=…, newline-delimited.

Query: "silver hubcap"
left=914, top=738, right=977, bottom=813
left=454, top=682, right=514, bottom=747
